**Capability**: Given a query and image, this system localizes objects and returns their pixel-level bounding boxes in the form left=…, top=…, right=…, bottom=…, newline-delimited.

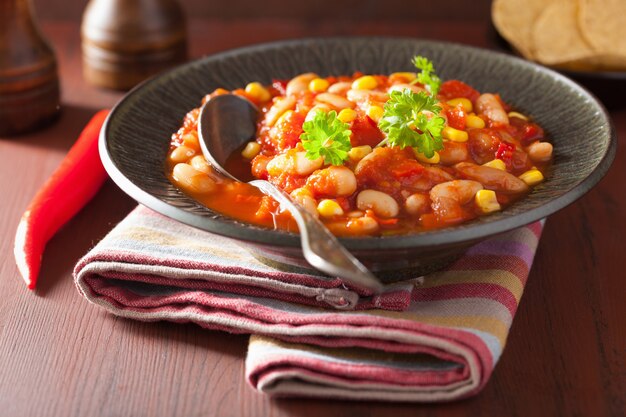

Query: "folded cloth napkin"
left=74, top=205, right=543, bottom=402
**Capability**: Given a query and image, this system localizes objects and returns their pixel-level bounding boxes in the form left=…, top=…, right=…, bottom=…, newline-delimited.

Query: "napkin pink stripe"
left=74, top=205, right=544, bottom=402
left=410, top=284, right=519, bottom=314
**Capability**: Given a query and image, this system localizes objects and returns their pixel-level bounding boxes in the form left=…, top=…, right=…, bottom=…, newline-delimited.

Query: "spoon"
left=198, top=94, right=383, bottom=293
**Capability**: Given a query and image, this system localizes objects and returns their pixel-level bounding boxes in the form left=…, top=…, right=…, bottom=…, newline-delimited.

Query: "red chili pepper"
left=14, top=110, right=110, bottom=290
left=495, top=141, right=515, bottom=168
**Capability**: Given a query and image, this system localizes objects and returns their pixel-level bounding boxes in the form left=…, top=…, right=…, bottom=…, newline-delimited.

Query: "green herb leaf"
left=378, top=89, right=445, bottom=158
left=300, top=110, right=352, bottom=166
left=412, top=55, right=441, bottom=96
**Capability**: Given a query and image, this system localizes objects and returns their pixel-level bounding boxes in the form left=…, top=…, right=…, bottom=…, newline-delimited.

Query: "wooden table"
left=1, top=18, right=624, bottom=417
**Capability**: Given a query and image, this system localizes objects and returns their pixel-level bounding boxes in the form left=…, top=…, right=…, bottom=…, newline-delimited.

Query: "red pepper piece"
left=445, top=105, right=466, bottom=130
left=438, top=80, right=480, bottom=103
left=495, top=141, right=515, bottom=168
left=272, top=79, right=288, bottom=95
left=518, top=122, right=545, bottom=146
left=14, top=110, right=110, bottom=290
left=349, top=115, right=384, bottom=147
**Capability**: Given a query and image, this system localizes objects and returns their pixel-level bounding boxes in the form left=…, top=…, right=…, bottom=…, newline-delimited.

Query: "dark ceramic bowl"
left=100, top=37, right=616, bottom=282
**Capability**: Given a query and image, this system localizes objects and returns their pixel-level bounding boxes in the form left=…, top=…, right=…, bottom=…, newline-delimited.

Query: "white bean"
left=476, top=93, right=509, bottom=126
left=172, top=163, right=216, bottom=194
left=327, top=81, right=352, bottom=94
left=357, top=189, right=399, bottom=218
left=305, top=104, right=330, bottom=122
left=265, top=96, right=296, bottom=127
left=405, top=193, right=430, bottom=216
left=306, top=166, right=357, bottom=197
left=346, top=216, right=379, bottom=235
left=454, top=162, right=528, bottom=194
left=387, top=83, right=425, bottom=94
left=346, top=89, right=389, bottom=104
left=266, top=151, right=323, bottom=176
left=327, top=216, right=379, bottom=236
left=265, top=154, right=289, bottom=176
left=429, top=180, right=483, bottom=223
left=286, top=73, right=318, bottom=96
left=293, top=152, right=324, bottom=175
left=169, top=145, right=196, bottom=163
left=189, top=155, right=212, bottom=175
left=290, top=188, right=318, bottom=217
left=181, top=132, right=200, bottom=150
left=439, top=141, right=469, bottom=166
left=189, top=156, right=224, bottom=183
left=315, top=93, right=355, bottom=110
left=527, top=141, right=553, bottom=162
left=347, top=210, right=365, bottom=218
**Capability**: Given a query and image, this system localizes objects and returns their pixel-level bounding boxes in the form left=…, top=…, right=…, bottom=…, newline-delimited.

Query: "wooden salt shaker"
left=0, top=0, right=60, bottom=136
left=81, top=0, right=187, bottom=90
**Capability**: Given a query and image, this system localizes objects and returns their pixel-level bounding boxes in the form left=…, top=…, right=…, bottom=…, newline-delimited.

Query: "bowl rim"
left=100, top=36, right=617, bottom=250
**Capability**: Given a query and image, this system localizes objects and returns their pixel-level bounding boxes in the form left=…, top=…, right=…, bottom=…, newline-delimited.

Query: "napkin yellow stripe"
left=419, top=270, right=524, bottom=303
left=361, top=311, right=508, bottom=346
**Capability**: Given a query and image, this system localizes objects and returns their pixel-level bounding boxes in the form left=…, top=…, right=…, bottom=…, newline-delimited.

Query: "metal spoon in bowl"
left=198, top=94, right=383, bottom=293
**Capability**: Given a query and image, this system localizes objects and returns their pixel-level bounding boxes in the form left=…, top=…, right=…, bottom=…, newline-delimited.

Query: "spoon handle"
left=249, top=180, right=383, bottom=293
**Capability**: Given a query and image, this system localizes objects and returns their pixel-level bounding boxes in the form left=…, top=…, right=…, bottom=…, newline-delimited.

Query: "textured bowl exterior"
left=100, top=37, right=616, bottom=279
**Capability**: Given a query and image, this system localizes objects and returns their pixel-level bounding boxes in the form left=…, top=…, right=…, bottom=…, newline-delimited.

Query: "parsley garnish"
left=300, top=110, right=352, bottom=166
left=378, top=89, right=445, bottom=158
left=412, top=55, right=441, bottom=96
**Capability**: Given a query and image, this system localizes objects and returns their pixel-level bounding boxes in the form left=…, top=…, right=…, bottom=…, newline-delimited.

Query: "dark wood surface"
left=1, top=16, right=625, bottom=417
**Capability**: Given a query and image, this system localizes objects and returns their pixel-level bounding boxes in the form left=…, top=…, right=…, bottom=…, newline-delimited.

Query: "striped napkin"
left=74, top=205, right=543, bottom=402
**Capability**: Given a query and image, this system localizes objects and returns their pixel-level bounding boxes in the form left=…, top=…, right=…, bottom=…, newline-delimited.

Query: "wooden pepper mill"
left=81, top=0, right=187, bottom=90
left=0, top=0, right=60, bottom=136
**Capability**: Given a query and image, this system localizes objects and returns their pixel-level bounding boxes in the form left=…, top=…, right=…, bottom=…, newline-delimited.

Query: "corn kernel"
left=482, top=158, right=506, bottom=171
left=366, top=105, right=384, bottom=122
left=241, top=141, right=261, bottom=159
left=519, top=169, right=544, bottom=186
left=351, top=75, right=378, bottom=90
left=475, top=189, right=501, bottom=213
left=390, top=72, right=417, bottom=82
left=309, top=79, right=329, bottom=93
left=508, top=111, right=528, bottom=121
left=337, top=108, right=357, bottom=123
left=308, top=78, right=330, bottom=93
left=466, top=114, right=485, bottom=129
left=317, top=199, right=344, bottom=218
left=348, top=145, right=373, bottom=162
left=414, top=150, right=440, bottom=164
left=244, top=82, right=271, bottom=103
left=442, top=126, right=469, bottom=142
left=447, top=98, right=473, bottom=113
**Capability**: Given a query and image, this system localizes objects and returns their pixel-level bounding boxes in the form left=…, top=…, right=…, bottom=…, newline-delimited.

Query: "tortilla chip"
left=492, top=0, right=549, bottom=60
left=578, top=0, right=626, bottom=57
left=492, top=0, right=626, bottom=71
left=531, top=0, right=595, bottom=65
